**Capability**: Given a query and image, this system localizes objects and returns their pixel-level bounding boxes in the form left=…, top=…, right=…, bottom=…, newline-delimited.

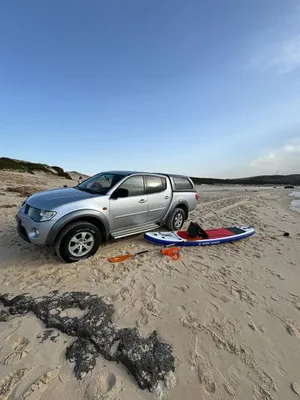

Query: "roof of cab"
left=102, top=170, right=167, bottom=176
left=101, top=170, right=191, bottom=179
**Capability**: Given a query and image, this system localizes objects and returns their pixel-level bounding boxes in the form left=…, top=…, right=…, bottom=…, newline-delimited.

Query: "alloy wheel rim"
left=68, top=231, right=94, bottom=257
left=174, top=213, right=184, bottom=229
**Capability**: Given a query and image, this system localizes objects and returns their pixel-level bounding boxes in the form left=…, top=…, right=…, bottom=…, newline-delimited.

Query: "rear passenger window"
left=119, top=176, right=145, bottom=196
left=173, top=177, right=193, bottom=190
left=145, top=176, right=167, bottom=194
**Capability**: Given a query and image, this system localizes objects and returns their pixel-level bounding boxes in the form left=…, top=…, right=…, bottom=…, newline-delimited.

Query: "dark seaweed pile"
left=0, top=291, right=175, bottom=391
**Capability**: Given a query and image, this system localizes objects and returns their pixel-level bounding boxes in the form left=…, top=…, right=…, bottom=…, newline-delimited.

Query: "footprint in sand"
left=146, top=283, right=156, bottom=297
left=20, top=367, right=61, bottom=400
left=107, top=286, right=133, bottom=303
left=138, top=308, right=149, bottom=326
left=190, top=337, right=216, bottom=394
left=139, top=300, right=161, bottom=326
left=2, top=336, right=32, bottom=365
left=0, top=368, right=32, bottom=400
left=137, top=284, right=162, bottom=327
left=193, top=353, right=216, bottom=393
left=85, top=370, right=120, bottom=400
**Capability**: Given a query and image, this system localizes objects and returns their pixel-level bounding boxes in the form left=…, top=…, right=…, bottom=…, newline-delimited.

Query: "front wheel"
left=166, top=208, right=185, bottom=231
left=55, top=221, right=102, bottom=263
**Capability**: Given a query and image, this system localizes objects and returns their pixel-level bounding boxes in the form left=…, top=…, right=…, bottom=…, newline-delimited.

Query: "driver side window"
left=118, top=176, right=145, bottom=196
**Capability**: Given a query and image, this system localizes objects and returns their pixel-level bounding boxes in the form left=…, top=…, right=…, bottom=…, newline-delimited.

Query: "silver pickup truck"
left=16, top=171, right=198, bottom=262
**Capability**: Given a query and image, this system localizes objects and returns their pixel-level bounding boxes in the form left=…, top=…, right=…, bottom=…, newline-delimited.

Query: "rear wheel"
left=55, top=221, right=102, bottom=263
left=166, top=208, right=185, bottom=231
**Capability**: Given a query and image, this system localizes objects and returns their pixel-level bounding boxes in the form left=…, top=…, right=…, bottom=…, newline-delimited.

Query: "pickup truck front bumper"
left=15, top=211, right=55, bottom=245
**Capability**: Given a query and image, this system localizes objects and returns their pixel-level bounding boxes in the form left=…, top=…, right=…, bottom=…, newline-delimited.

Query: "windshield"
left=76, top=173, right=125, bottom=195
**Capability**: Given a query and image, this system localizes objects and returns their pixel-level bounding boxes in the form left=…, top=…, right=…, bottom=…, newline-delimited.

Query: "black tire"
left=55, top=221, right=102, bottom=263
left=166, top=208, right=186, bottom=231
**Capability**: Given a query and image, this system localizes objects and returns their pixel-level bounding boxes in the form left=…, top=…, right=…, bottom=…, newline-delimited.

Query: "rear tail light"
left=195, top=194, right=199, bottom=201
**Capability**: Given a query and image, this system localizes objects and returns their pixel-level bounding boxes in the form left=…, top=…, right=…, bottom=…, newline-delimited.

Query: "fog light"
left=29, top=228, right=40, bottom=239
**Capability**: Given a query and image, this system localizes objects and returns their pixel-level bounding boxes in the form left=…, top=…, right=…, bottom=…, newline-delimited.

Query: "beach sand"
left=0, top=170, right=300, bottom=399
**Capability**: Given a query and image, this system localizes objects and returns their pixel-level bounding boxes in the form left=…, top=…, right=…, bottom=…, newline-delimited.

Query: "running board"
left=111, top=223, right=159, bottom=239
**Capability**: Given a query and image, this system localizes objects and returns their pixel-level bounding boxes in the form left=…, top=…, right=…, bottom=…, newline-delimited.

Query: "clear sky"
left=1, top=0, right=300, bottom=178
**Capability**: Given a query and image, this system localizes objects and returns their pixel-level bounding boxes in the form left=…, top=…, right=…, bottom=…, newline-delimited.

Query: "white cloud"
left=250, top=140, right=300, bottom=175
left=248, top=5, right=300, bottom=74
left=269, top=34, right=300, bottom=74
left=283, top=144, right=300, bottom=152
left=250, top=34, right=300, bottom=74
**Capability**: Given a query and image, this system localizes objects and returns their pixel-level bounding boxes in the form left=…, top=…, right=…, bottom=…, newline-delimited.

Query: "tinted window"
left=77, top=173, right=125, bottom=194
left=87, top=174, right=115, bottom=189
left=119, top=176, right=145, bottom=196
left=173, top=177, right=193, bottom=190
left=145, top=176, right=167, bottom=194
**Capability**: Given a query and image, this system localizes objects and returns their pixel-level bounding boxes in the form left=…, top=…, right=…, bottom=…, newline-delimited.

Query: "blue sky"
left=1, top=0, right=300, bottom=178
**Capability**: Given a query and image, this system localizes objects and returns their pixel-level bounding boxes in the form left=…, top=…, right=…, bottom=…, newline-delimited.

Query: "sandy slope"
left=0, top=171, right=300, bottom=399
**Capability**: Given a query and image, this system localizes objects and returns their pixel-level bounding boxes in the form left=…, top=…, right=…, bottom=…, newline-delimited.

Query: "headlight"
left=28, top=207, right=57, bottom=222
left=39, top=210, right=57, bottom=222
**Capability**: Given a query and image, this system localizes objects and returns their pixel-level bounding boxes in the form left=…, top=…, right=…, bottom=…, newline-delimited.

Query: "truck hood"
left=26, top=187, right=101, bottom=210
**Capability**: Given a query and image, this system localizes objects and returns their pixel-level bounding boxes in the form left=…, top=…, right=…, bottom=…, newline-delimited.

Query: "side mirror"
left=111, top=188, right=129, bottom=199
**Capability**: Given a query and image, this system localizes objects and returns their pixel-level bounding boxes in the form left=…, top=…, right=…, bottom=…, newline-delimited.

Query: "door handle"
left=164, top=196, right=170, bottom=199
left=139, top=199, right=147, bottom=203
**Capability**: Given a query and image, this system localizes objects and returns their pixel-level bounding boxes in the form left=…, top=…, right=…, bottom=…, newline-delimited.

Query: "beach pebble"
left=283, top=232, right=290, bottom=237
left=292, top=382, right=300, bottom=396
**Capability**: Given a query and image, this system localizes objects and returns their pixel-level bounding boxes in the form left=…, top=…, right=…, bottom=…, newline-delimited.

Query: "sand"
left=0, top=170, right=300, bottom=399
